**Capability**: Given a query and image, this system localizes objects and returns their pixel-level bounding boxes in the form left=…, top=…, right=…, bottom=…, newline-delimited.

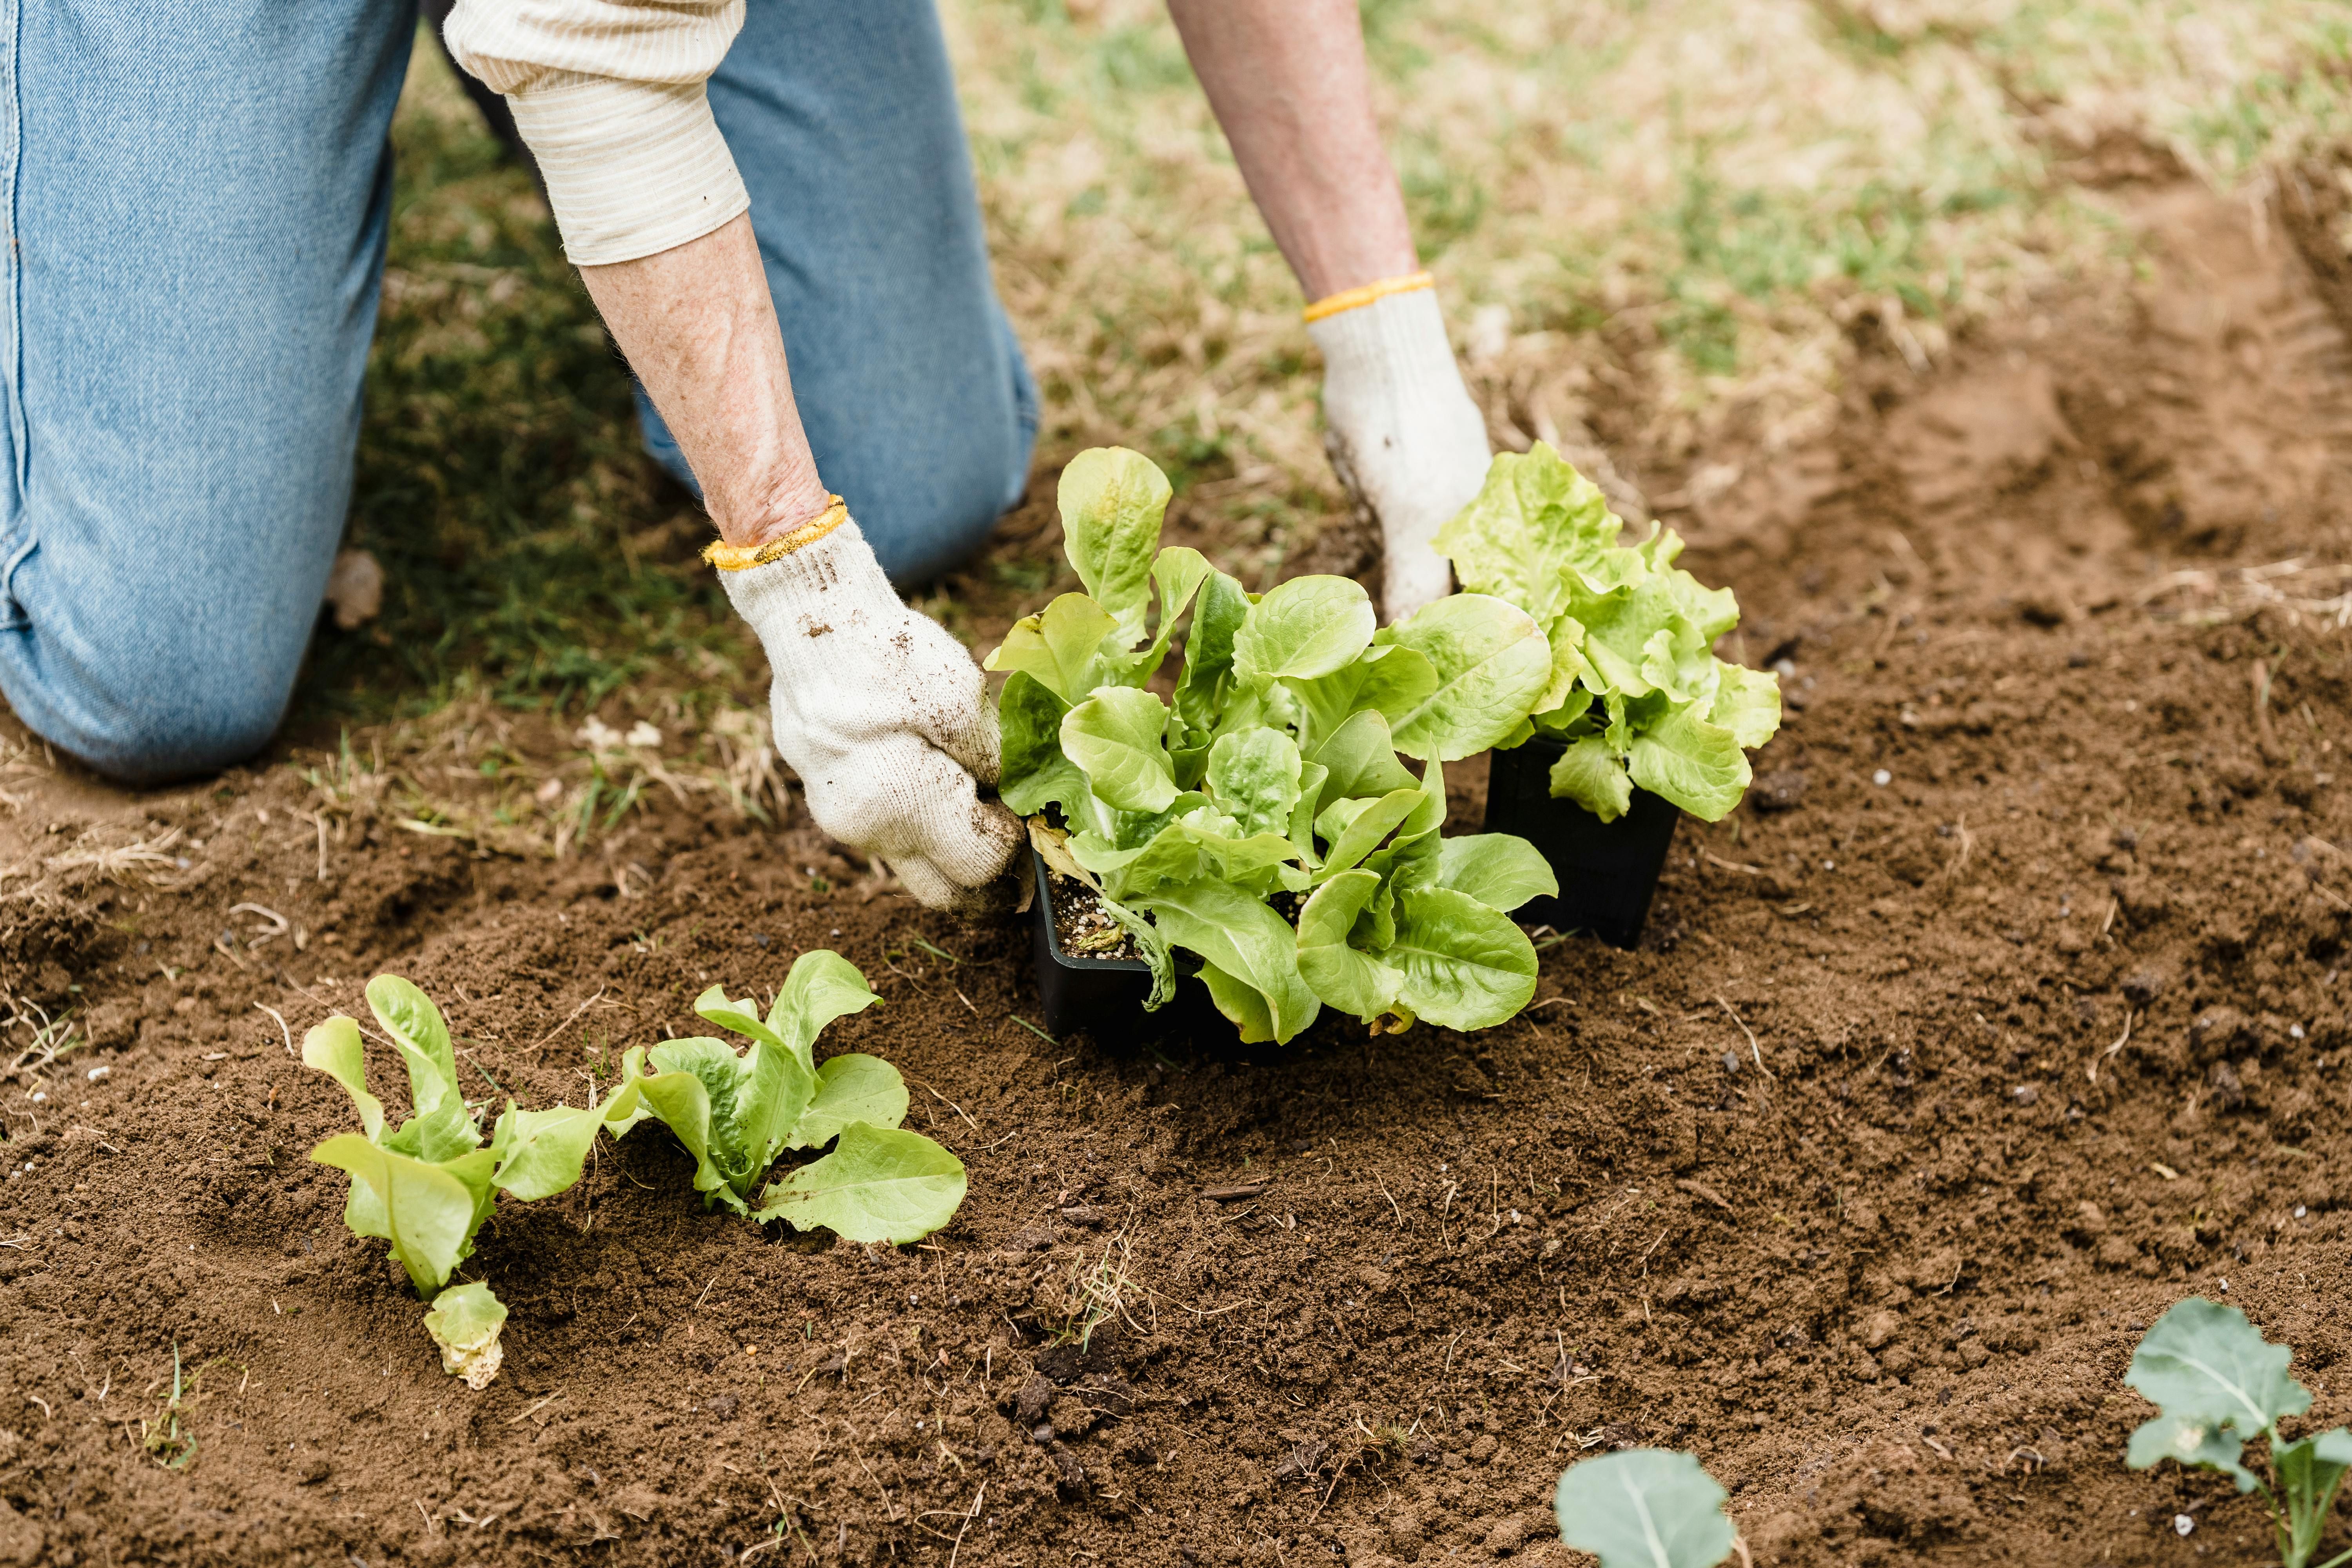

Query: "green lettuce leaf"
left=1381, top=594, right=1555, bottom=762
left=754, top=1123, right=969, bottom=1244
left=1136, top=879, right=1323, bottom=1044
left=423, top=1281, right=508, bottom=1390
left=1625, top=703, right=1748, bottom=822
left=1059, top=446, right=1173, bottom=640
left=767, top=949, right=885, bottom=1074
left=793, top=1054, right=911, bottom=1149
left=1294, top=870, right=1402, bottom=1021
left=1437, top=834, right=1559, bottom=912
left=1432, top=443, right=1621, bottom=624
left=1062, top=688, right=1178, bottom=813
left=365, top=975, right=463, bottom=1122
left=1206, top=729, right=1304, bottom=839
left=1231, top=576, right=1376, bottom=688
left=1548, top=734, right=1635, bottom=822
left=998, top=671, right=1090, bottom=818
left=982, top=592, right=1120, bottom=702
left=1387, top=887, right=1539, bottom=1032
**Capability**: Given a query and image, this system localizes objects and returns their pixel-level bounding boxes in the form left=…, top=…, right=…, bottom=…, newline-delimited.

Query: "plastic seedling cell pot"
left=1029, top=852, right=1214, bottom=1041
left=1483, top=735, right=1679, bottom=950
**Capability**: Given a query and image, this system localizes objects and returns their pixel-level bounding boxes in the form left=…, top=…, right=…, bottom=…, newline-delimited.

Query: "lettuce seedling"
left=303, top=976, right=637, bottom=1387
left=990, top=446, right=1555, bottom=1043
left=1434, top=443, right=1780, bottom=823
left=2127, top=1298, right=2352, bottom=1568
left=1554, top=1448, right=1737, bottom=1568
left=609, top=950, right=969, bottom=1244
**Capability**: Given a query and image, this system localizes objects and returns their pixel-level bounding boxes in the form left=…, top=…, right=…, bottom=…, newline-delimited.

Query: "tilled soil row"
left=4, top=180, right=2352, bottom=1568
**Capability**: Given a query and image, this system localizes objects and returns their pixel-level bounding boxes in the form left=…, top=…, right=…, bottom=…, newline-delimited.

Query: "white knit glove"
left=718, top=511, right=1023, bottom=916
left=1309, top=278, right=1492, bottom=623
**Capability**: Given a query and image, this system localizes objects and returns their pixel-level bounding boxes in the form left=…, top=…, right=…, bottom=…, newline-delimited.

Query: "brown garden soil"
left=9, top=176, right=2352, bottom=1568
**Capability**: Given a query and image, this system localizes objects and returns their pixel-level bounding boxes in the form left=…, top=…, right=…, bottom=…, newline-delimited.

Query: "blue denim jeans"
left=0, top=0, right=1034, bottom=784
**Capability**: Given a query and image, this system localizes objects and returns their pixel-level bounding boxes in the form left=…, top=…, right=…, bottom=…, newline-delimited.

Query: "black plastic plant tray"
left=1483, top=735, right=1679, bottom=950
left=1029, top=851, right=1210, bottom=1041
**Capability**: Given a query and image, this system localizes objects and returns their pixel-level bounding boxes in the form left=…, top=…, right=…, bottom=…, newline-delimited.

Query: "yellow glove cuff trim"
left=701, top=498, right=849, bottom=571
left=1302, top=270, right=1434, bottom=323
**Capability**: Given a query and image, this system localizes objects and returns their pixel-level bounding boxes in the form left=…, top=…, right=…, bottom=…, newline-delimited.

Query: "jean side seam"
left=0, top=0, right=25, bottom=630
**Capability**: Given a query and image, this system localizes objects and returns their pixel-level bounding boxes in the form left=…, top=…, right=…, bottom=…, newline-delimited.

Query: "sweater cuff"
left=507, top=74, right=751, bottom=266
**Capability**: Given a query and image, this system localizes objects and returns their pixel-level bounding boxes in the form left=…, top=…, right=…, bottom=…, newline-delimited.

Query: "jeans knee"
left=1, top=638, right=292, bottom=787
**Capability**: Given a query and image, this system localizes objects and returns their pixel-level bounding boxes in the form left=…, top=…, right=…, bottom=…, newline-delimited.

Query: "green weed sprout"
left=988, top=446, right=1555, bottom=1043
left=608, top=950, right=968, bottom=1243
left=1436, top=443, right=1780, bottom=823
left=1555, top=1448, right=1738, bottom=1568
left=2127, top=1298, right=2352, bottom=1568
left=303, top=976, right=637, bottom=1388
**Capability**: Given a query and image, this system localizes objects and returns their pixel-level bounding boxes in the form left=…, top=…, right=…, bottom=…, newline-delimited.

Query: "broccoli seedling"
left=2127, top=1298, right=2352, bottom=1568
left=1554, top=1448, right=1738, bottom=1568
left=303, top=976, right=636, bottom=1387
left=610, top=950, right=967, bottom=1243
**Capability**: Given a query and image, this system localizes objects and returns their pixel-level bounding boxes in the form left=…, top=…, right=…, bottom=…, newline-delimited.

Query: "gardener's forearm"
left=1165, top=0, right=1418, bottom=300
left=576, top=214, right=831, bottom=548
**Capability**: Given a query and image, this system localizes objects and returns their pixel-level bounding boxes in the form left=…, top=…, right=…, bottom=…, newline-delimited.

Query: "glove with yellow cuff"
left=1307, top=271, right=1493, bottom=624
left=709, top=504, right=1024, bottom=916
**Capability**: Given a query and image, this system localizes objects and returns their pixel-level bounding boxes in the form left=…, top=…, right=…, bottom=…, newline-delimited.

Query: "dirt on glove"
left=5, top=179, right=2352, bottom=1568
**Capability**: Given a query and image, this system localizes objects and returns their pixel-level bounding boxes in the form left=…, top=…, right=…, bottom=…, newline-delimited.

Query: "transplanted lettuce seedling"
left=304, top=977, right=638, bottom=1388
left=1554, top=1448, right=1737, bottom=1568
left=990, top=446, right=1556, bottom=1044
left=610, top=950, right=968, bottom=1243
left=2127, top=1298, right=2352, bottom=1568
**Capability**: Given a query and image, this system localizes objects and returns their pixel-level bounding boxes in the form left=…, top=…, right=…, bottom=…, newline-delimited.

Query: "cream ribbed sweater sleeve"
left=444, top=0, right=751, bottom=265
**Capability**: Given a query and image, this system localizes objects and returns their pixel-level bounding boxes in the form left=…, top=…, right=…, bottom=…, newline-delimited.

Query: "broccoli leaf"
left=1062, top=688, right=1179, bottom=813
left=1232, top=576, right=1376, bottom=687
left=2127, top=1298, right=2310, bottom=1437
left=1383, top=593, right=1556, bottom=761
left=1554, top=1448, right=1737, bottom=1568
left=754, top=1123, right=969, bottom=1243
left=1437, top=834, right=1560, bottom=912
left=2126, top=1412, right=2261, bottom=1494
left=793, top=1054, right=911, bottom=1149
left=1059, top=446, right=1173, bottom=641
left=423, top=1281, right=507, bottom=1391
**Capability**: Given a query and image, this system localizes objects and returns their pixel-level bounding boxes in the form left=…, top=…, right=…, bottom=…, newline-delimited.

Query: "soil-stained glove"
left=1308, top=273, right=1492, bottom=624
left=711, top=504, right=1024, bottom=917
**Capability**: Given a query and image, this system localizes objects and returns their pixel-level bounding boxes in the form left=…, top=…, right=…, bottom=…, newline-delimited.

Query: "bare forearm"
left=577, top=214, right=829, bottom=548
left=1165, top=0, right=1417, bottom=299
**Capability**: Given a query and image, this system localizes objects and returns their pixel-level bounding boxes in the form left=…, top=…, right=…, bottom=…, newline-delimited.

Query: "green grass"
left=304, top=54, right=748, bottom=727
